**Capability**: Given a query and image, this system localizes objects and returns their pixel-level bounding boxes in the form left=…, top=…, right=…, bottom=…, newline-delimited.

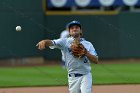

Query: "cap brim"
left=68, top=24, right=81, bottom=29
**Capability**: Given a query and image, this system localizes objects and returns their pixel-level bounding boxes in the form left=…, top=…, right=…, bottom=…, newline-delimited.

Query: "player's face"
left=69, top=25, right=81, bottom=37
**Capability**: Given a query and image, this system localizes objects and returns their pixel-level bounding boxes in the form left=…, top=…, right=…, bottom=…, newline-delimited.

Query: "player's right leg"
left=68, top=75, right=82, bottom=93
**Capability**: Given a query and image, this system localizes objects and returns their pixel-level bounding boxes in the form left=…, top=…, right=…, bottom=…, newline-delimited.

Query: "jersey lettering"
left=84, top=57, right=88, bottom=63
left=68, top=48, right=72, bottom=53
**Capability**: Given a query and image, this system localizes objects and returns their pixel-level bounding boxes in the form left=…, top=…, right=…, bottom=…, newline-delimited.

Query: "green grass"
left=0, top=66, right=68, bottom=87
left=0, top=62, right=140, bottom=87
left=93, top=63, right=140, bottom=84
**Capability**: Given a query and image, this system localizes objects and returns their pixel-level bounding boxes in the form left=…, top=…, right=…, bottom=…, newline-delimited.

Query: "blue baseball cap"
left=67, top=20, right=81, bottom=29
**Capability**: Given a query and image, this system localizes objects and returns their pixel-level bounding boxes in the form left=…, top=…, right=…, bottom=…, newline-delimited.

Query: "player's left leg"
left=61, top=60, right=66, bottom=69
left=80, top=72, right=92, bottom=93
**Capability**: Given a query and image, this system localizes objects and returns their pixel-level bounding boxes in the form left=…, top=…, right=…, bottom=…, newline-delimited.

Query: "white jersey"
left=52, top=37, right=97, bottom=74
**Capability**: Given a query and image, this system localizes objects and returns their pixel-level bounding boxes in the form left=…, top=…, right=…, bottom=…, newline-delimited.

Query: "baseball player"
left=36, top=20, right=98, bottom=93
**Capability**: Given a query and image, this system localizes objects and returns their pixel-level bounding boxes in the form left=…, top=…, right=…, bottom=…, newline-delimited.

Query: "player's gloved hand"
left=71, top=41, right=87, bottom=58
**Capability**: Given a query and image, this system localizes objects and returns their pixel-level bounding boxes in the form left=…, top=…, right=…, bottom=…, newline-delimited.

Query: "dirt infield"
left=0, top=85, right=140, bottom=93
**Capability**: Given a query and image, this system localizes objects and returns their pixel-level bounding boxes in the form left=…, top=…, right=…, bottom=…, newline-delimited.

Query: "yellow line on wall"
left=45, top=10, right=119, bottom=15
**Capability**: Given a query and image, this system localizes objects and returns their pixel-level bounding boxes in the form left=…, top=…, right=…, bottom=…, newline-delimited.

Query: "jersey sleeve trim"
left=52, top=40, right=56, bottom=45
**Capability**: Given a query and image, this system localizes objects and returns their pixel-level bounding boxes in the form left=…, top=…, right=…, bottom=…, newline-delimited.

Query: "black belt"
left=69, top=73, right=83, bottom=77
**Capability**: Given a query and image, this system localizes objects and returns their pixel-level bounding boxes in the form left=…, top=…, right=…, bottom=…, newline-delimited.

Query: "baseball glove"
left=71, top=39, right=87, bottom=58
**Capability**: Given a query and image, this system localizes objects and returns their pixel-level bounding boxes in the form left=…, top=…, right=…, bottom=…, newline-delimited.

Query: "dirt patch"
left=0, top=85, right=140, bottom=93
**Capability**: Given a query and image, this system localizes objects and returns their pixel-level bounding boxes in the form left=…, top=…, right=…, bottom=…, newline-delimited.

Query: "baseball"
left=16, top=26, right=22, bottom=31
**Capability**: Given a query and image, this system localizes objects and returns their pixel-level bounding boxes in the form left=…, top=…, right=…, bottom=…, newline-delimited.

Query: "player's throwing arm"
left=36, top=39, right=53, bottom=50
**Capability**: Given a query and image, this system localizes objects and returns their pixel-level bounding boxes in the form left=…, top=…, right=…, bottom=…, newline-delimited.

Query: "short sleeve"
left=89, top=43, right=98, bottom=56
left=51, top=38, right=65, bottom=49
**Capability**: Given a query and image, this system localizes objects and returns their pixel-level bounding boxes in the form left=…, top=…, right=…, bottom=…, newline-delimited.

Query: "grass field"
left=0, top=61, right=140, bottom=87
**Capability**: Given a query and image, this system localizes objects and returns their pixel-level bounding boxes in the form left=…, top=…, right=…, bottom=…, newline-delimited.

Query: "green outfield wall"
left=0, top=0, right=139, bottom=60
